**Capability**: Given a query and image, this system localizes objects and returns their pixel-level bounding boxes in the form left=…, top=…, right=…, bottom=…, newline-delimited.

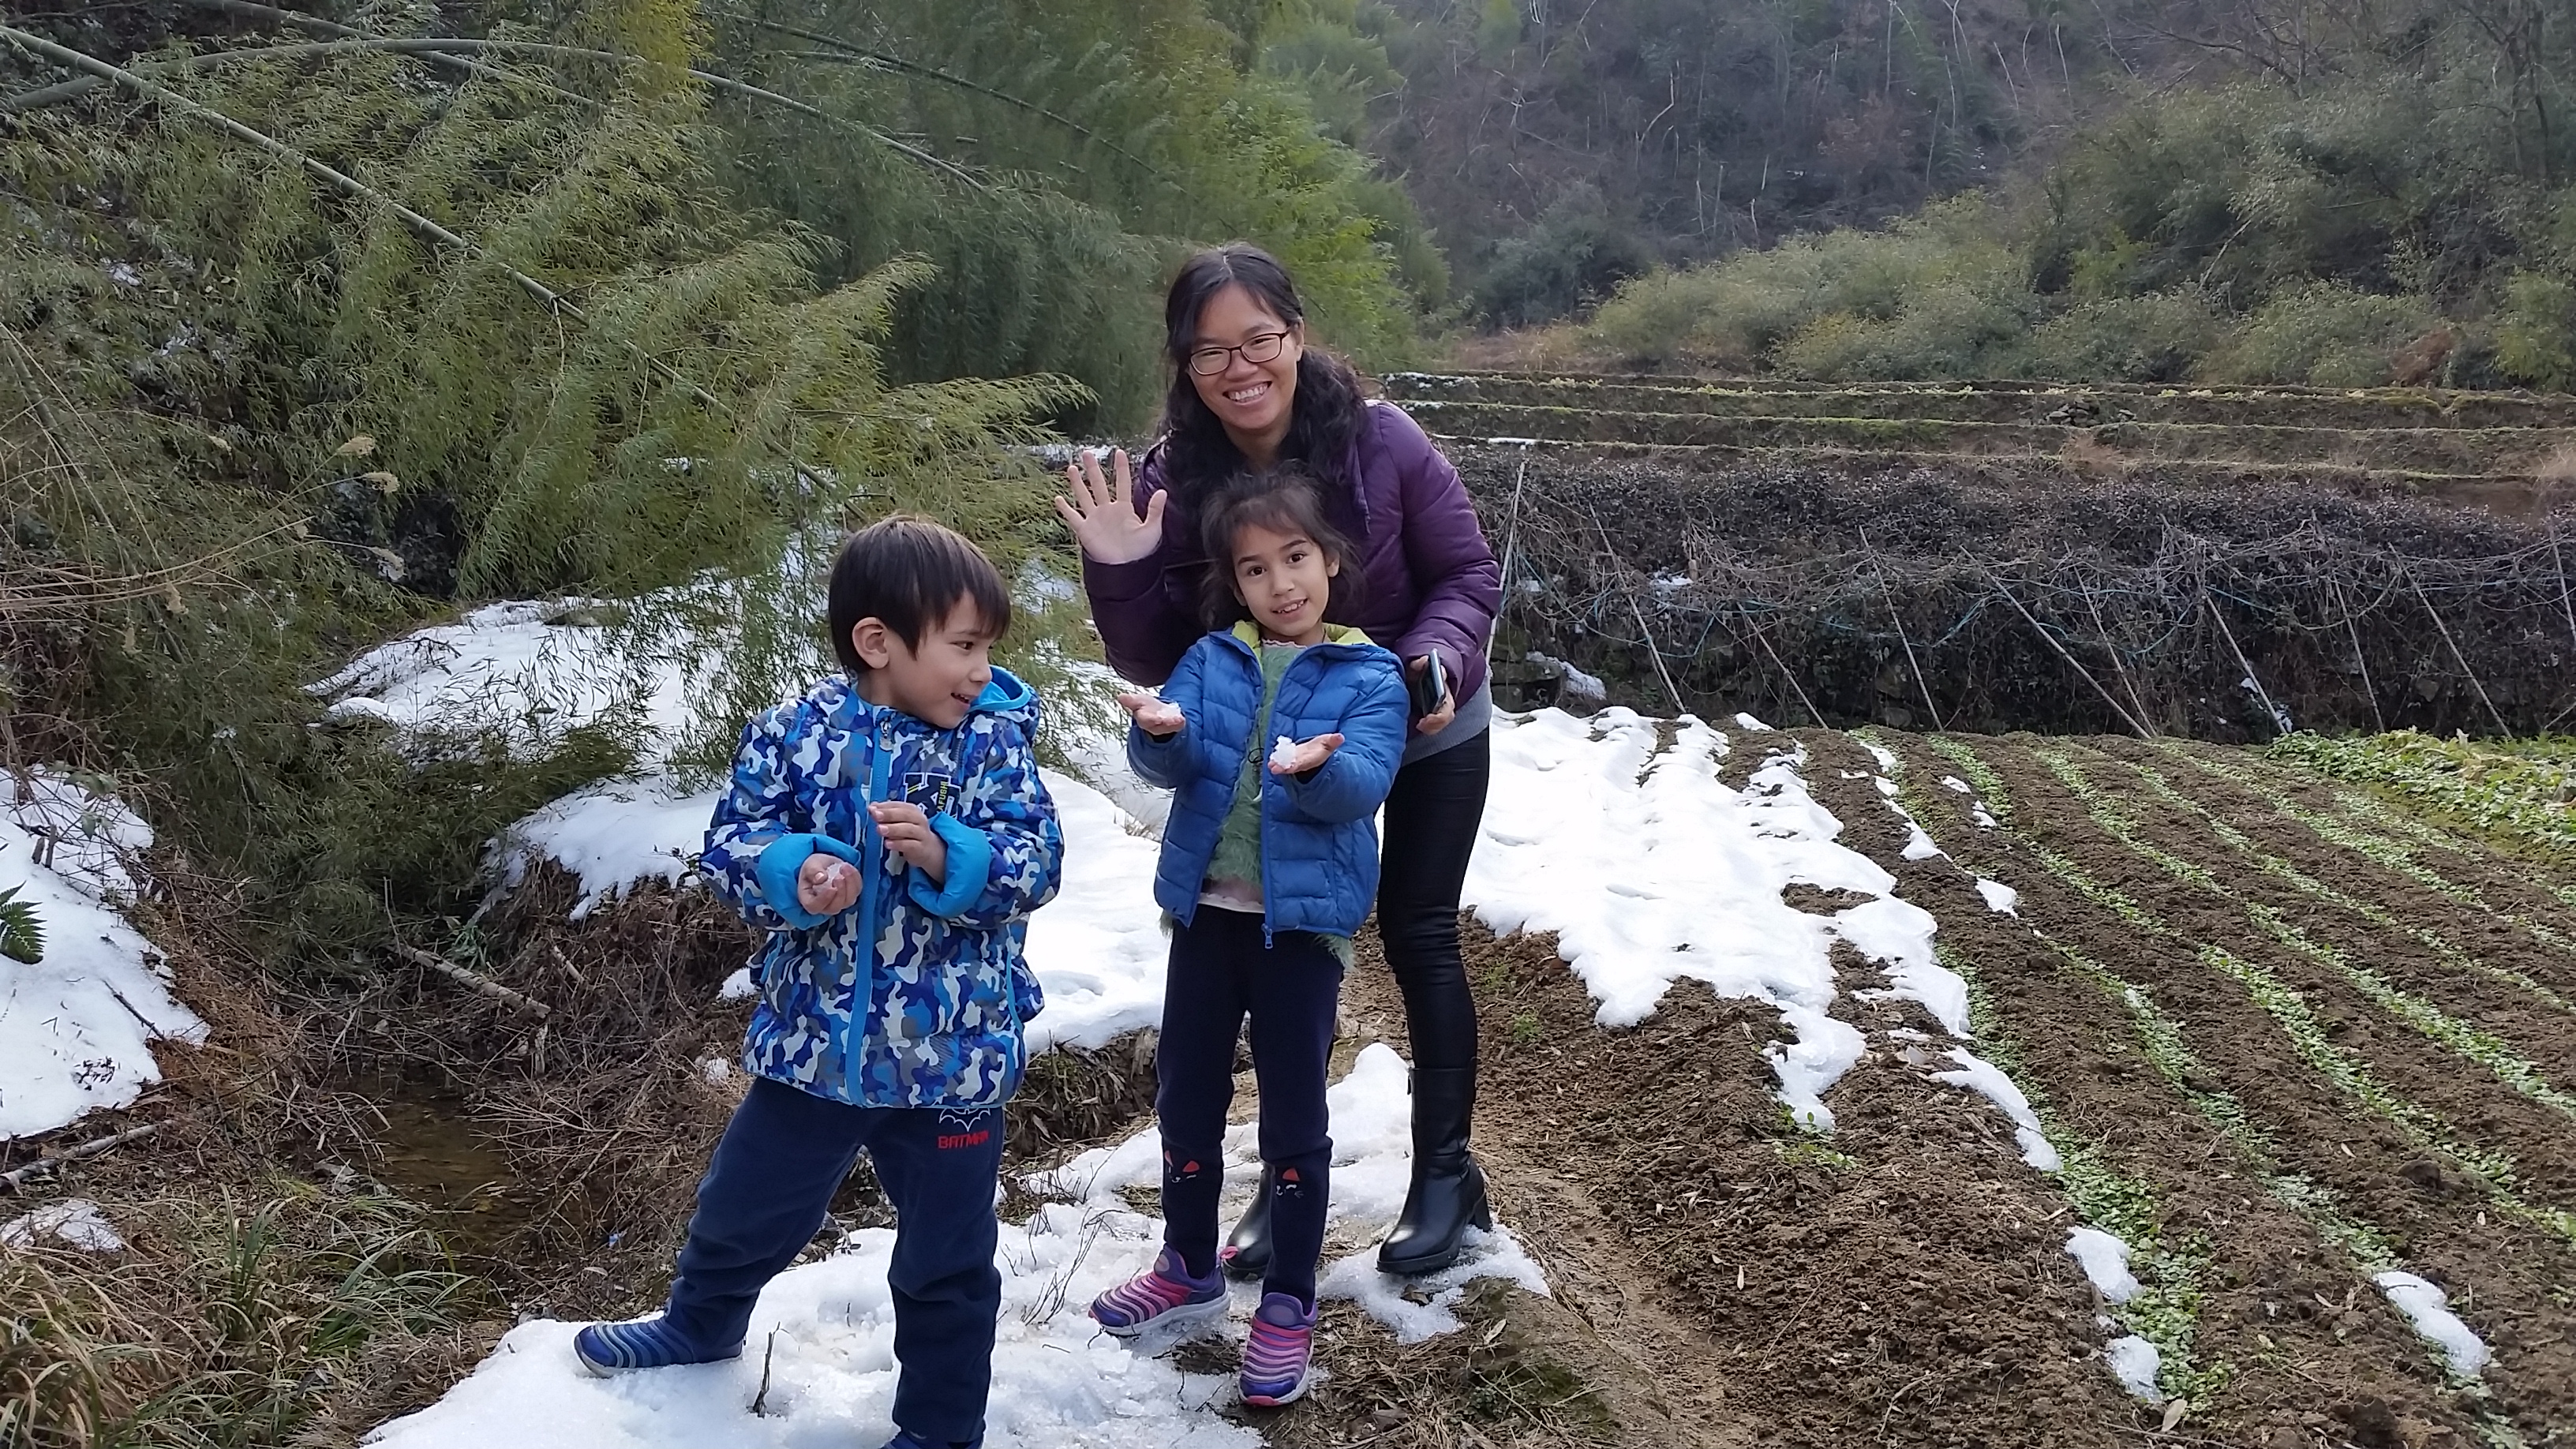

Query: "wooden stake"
left=1861, top=527, right=1944, bottom=732
left=1586, top=506, right=1688, bottom=716
left=2081, top=572, right=2155, bottom=736
left=2200, top=580, right=2288, bottom=739
left=2327, top=575, right=2386, bottom=734
left=395, top=942, right=553, bottom=1020
left=2552, top=522, right=2576, bottom=661
left=1976, top=556, right=2151, bottom=739
left=1, top=1122, right=159, bottom=1192
left=2406, top=565, right=2513, bottom=739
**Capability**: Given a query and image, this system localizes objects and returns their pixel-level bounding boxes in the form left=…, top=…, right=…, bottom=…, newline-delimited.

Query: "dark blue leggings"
left=664, top=1076, right=1004, bottom=1447
left=1156, top=907, right=1345, bottom=1306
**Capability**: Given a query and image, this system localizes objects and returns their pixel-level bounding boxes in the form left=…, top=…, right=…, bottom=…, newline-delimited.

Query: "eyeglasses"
left=1186, top=330, right=1292, bottom=376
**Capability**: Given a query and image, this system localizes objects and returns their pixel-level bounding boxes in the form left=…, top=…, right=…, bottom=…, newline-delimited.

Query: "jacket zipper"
left=1234, top=634, right=1357, bottom=950
left=837, top=710, right=897, bottom=1090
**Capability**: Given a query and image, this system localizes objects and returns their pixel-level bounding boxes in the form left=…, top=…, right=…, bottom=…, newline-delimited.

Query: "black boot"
left=1219, top=1180, right=1272, bottom=1280
left=1377, top=1065, right=1490, bottom=1276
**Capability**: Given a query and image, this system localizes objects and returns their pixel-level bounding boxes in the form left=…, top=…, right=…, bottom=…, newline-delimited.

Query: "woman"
left=1054, top=243, right=1501, bottom=1278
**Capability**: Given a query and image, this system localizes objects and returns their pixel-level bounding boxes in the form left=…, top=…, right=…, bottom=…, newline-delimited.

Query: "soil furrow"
left=1812, top=733, right=2497, bottom=1447
left=1968, top=736, right=2576, bottom=1222
left=1401, top=859, right=2145, bottom=1441
left=2041, top=740, right=2576, bottom=1099
left=1888, top=733, right=2576, bottom=1446
left=2131, top=741, right=2576, bottom=980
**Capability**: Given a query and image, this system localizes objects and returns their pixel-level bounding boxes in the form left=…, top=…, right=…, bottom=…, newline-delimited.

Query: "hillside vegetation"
left=1488, top=0, right=2576, bottom=390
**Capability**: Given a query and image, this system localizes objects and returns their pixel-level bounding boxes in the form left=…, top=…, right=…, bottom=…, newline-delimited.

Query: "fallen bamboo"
left=393, top=942, right=553, bottom=1020
left=1976, top=556, right=2151, bottom=740
left=1, top=1122, right=160, bottom=1192
left=2327, top=575, right=2387, bottom=734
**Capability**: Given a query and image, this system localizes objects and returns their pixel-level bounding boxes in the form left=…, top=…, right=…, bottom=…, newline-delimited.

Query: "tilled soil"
left=1867, top=730, right=2576, bottom=1445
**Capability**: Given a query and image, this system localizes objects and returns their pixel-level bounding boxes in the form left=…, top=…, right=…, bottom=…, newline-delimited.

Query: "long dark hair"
left=1195, top=465, right=1364, bottom=631
left=1157, top=244, right=1368, bottom=506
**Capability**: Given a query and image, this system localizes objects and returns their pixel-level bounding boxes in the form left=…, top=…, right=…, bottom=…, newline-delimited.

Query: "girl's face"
left=1230, top=520, right=1337, bottom=648
left=1187, top=283, right=1302, bottom=455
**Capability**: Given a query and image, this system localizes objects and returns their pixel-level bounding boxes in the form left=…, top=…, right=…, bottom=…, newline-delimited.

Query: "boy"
left=575, top=516, right=1064, bottom=1449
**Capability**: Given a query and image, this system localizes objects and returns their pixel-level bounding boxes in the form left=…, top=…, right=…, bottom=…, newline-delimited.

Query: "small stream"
left=359, top=1091, right=538, bottom=1259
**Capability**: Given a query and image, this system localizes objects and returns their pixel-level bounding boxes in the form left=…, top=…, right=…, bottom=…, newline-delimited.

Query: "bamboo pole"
left=2200, top=580, right=2288, bottom=739
left=2406, top=565, right=2513, bottom=739
left=1, top=1123, right=160, bottom=1192
left=1975, top=556, right=2151, bottom=739
left=1585, top=504, right=1687, bottom=716
left=393, top=942, right=553, bottom=1020
left=2327, top=575, right=2387, bottom=734
left=1860, top=527, right=1945, bottom=732
left=2081, top=572, right=2156, bottom=736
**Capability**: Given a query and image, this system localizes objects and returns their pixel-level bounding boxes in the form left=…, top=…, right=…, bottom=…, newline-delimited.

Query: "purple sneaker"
left=1239, top=1292, right=1317, bottom=1406
left=1088, top=1245, right=1227, bottom=1338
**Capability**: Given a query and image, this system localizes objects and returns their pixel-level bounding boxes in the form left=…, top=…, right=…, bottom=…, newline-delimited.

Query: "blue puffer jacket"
left=1131, top=623, right=1410, bottom=938
left=700, top=668, right=1064, bottom=1110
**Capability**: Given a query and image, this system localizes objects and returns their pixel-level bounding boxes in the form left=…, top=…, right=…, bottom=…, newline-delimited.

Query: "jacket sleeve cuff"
left=755, top=834, right=859, bottom=930
left=1082, top=552, right=1166, bottom=604
left=907, top=813, right=990, bottom=918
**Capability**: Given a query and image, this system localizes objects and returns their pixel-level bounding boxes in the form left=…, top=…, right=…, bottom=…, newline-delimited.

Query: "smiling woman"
left=1054, top=242, right=1503, bottom=1286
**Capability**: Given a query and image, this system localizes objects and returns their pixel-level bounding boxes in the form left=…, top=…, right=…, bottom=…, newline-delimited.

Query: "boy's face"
left=849, top=597, right=996, bottom=728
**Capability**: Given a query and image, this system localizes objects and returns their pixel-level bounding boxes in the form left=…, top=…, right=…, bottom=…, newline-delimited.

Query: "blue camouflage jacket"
left=701, top=668, right=1064, bottom=1110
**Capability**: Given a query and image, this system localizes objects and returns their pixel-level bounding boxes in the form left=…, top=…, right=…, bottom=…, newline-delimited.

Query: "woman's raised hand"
left=1052, top=447, right=1167, bottom=566
left=1118, top=691, right=1186, bottom=737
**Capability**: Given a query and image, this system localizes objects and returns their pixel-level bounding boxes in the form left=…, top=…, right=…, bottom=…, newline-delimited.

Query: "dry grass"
left=2533, top=441, right=2576, bottom=485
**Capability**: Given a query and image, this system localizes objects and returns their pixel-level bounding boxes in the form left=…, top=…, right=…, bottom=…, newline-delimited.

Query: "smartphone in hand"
left=1409, top=650, right=1450, bottom=717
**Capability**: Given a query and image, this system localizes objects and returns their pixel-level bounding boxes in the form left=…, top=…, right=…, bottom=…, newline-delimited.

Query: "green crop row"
left=2266, top=732, right=2576, bottom=872
left=2035, top=749, right=2576, bottom=1122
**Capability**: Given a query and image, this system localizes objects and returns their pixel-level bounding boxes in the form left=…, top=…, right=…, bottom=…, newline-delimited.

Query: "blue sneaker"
left=878, top=1435, right=983, bottom=1449
left=571, top=1313, right=742, bottom=1376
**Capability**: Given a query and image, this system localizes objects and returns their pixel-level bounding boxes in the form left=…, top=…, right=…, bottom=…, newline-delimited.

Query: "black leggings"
left=1376, top=728, right=1492, bottom=1071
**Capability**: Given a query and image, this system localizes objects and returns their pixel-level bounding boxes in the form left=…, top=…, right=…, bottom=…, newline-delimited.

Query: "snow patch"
left=2104, top=1335, right=2162, bottom=1402
left=1, top=1198, right=125, bottom=1252
left=2064, top=1228, right=2140, bottom=1303
left=2373, top=1271, right=2490, bottom=1376
left=1975, top=878, right=2020, bottom=915
left=1862, top=743, right=1898, bottom=773
left=1931, top=1048, right=2061, bottom=1171
left=2, top=774, right=205, bottom=1140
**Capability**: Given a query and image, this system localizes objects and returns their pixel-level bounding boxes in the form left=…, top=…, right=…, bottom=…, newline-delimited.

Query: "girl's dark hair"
left=1157, top=243, right=1369, bottom=504
left=826, top=515, right=1011, bottom=675
left=1196, top=465, right=1363, bottom=631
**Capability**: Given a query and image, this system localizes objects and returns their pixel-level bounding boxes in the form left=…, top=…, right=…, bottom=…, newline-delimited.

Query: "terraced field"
left=1388, top=372, right=2576, bottom=489
left=1387, top=725, right=2576, bottom=1449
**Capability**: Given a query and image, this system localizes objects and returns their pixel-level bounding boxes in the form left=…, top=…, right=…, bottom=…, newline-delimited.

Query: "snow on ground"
left=2, top=773, right=205, bottom=1140
left=1462, top=709, right=1959, bottom=1129
left=1930, top=1049, right=2061, bottom=1171
left=310, top=599, right=705, bottom=759
left=2064, top=1228, right=2141, bottom=1304
left=1, top=1196, right=125, bottom=1252
left=370, top=1044, right=1539, bottom=1449
left=2372, top=1272, right=2490, bottom=1377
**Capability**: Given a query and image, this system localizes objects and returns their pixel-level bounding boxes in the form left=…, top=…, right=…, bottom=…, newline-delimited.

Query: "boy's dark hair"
left=826, top=515, right=1012, bottom=673
left=1196, top=465, right=1362, bottom=631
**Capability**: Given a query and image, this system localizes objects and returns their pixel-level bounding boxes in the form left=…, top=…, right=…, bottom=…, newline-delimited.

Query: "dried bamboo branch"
left=2327, top=575, right=2386, bottom=734
left=0, top=1122, right=160, bottom=1192
left=393, top=942, right=553, bottom=1020
left=2200, top=577, right=2287, bottom=739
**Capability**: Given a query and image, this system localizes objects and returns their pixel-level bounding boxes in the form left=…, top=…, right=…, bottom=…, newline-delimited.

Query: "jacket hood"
left=1223, top=620, right=1376, bottom=652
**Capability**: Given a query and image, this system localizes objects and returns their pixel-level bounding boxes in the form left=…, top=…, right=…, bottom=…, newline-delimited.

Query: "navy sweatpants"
left=1156, top=907, right=1344, bottom=1305
left=665, top=1075, right=1004, bottom=1447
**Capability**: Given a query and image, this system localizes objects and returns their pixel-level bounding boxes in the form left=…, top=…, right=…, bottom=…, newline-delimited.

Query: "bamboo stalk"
left=2406, top=565, right=2513, bottom=739
left=2082, top=572, right=2155, bottom=736
left=1975, top=556, right=2151, bottom=739
left=1, top=1123, right=160, bottom=1192
left=1860, top=526, right=1944, bottom=732
left=393, top=942, right=553, bottom=1020
left=1586, top=505, right=1687, bottom=716
left=2327, top=575, right=2387, bottom=734
left=2200, top=579, right=2287, bottom=739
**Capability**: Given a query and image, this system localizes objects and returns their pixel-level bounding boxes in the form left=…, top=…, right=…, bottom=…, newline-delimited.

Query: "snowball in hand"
left=1269, top=735, right=1300, bottom=771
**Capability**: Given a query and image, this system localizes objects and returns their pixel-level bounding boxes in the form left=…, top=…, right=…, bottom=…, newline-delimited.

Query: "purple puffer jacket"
left=1083, top=400, right=1503, bottom=705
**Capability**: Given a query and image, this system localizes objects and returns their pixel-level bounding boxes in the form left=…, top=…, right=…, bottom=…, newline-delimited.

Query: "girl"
left=1058, top=244, right=1501, bottom=1283
left=1086, top=466, right=1410, bottom=1407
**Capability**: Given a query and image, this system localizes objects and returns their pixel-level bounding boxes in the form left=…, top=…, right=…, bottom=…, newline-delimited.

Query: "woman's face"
left=1186, top=283, right=1302, bottom=449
